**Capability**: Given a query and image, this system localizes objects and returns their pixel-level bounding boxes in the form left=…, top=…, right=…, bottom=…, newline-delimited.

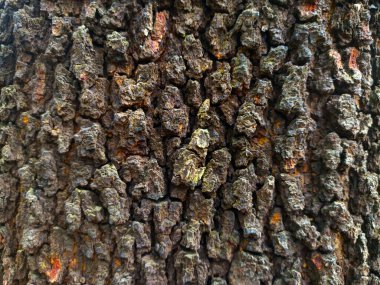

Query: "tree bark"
left=1, top=0, right=380, bottom=284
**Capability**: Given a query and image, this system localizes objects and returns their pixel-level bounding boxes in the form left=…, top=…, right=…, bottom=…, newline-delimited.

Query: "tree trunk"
left=1, top=0, right=380, bottom=284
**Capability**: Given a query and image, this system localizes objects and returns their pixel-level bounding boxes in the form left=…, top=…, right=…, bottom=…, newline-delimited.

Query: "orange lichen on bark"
left=178, top=123, right=185, bottom=134
left=114, top=76, right=124, bottom=86
left=114, top=258, right=122, bottom=267
left=46, top=257, right=62, bottom=283
left=269, top=212, right=282, bottom=225
left=215, top=52, right=223, bottom=59
left=256, top=136, right=270, bottom=146
left=22, top=115, right=29, bottom=125
left=348, top=48, right=359, bottom=70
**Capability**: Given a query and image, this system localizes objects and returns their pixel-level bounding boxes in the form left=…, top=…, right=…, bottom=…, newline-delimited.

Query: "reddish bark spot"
left=83, top=0, right=94, bottom=18
left=300, top=0, right=318, bottom=12
left=301, top=4, right=317, bottom=12
left=116, top=149, right=126, bottom=160
left=311, top=253, right=324, bottom=270
left=152, top=11, right=168, bottom=42
left=284, top=158, right=297, bottom=171
left=114, top=76, right=124, bottom=86
left=349, top=48, right=359, bottom=70
left=79, top=72, right=89, bottom=82
left=150, top=41, right=160, bottom=54
left=46, top=257, right=62, bottom=283
left=147, top=11, right=169, bottom=54
left=362, top=23, right=370, bottom=34
left=301, top=163, right=310, bottom=173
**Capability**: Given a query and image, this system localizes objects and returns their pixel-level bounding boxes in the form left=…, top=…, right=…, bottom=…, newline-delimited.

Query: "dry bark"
left=1, top=0, right=380, bottom=284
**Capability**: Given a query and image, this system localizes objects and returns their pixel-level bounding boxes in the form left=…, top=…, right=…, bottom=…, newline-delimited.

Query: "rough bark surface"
left=1, top=0, right=380, bottom=284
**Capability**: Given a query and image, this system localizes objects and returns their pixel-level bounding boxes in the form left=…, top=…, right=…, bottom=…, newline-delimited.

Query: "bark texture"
left=1, top=0, right=380, bottom=284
